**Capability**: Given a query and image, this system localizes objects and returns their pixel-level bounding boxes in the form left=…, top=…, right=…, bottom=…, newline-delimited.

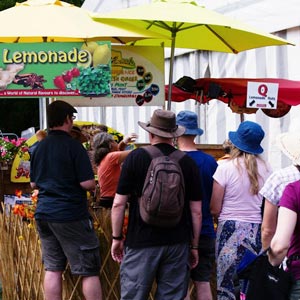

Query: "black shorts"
left=190, top=235, right=216, bottom=282
left=36, top=219, right=101, bottom=276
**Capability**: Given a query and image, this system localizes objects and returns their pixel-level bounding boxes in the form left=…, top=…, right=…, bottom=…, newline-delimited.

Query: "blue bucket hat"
left=176, top=110, right=204, bottom=136
left=229, top=121, right=264, bottom=154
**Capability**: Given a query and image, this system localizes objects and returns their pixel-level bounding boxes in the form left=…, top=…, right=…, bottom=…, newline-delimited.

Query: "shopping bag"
left=238, top=251, right=294, bottom=300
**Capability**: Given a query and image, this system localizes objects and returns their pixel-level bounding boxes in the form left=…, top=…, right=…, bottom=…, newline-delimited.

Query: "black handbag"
left=238, top=251, right=295, bottom=300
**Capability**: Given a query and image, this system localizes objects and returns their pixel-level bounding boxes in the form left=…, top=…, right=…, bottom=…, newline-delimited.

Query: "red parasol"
left=166, top=77, right=300, bottom=117
left=166, top=77, right=300, bottom=106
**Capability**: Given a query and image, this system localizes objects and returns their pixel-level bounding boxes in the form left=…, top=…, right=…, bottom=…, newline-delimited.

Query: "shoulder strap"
left=169, top=149, right=186, bottom=163
left=143, top=145, right=163, bottom=159
left=143, top=145, right=185, bottom=162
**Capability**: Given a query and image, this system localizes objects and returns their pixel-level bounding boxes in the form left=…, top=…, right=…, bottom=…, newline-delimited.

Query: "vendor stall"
left=0, top=123, right=222, bottom=300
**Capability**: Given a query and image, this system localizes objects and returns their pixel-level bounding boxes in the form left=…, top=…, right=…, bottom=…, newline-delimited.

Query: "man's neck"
left=150, top=135, right=173, bottom=146
left=177, top=136, right=197, bottom=151
left=51, top=123, right=70, bottom=133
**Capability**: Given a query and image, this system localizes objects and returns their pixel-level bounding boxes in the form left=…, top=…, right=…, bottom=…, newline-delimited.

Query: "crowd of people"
left=29, top=100, right=300, bottom=300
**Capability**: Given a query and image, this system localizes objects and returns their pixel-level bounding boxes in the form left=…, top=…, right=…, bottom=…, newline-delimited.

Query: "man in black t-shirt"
left=111, top=109, right=202, bottom=300
left=30, top=100, right=103, bottom=300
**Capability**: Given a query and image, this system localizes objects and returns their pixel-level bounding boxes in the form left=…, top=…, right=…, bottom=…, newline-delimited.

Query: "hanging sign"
left=246, top=81, right=279, bottom=109
left=62, top=45, right=165, bottom=107
left=0, top=41, right=111, bottom=98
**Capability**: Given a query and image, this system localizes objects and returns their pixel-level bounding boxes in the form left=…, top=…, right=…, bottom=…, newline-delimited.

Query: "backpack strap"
left=143, top=145, right=164, bottom=159
left=169, top=149, right=186, bottom=163
left=143, top=145, right=185, bottom=162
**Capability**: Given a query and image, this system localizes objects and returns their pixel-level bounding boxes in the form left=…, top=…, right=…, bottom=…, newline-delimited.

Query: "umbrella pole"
left=167, top=31, right=176, bottom=110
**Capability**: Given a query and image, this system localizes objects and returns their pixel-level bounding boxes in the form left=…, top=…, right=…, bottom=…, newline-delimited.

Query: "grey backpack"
left=138, top=145, right=185, bottom=228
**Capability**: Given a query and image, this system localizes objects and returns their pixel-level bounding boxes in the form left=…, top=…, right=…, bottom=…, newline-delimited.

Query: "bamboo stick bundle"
left=0, top=203, right=16, bottom=300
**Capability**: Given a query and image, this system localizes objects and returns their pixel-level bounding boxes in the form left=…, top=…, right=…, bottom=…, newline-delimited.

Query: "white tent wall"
left=78, top=0, right=300, bottom=170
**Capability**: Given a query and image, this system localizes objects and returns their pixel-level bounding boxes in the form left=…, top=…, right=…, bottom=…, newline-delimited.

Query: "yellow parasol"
left=93, top=0, right=294, bottom=109
left=0, top=0, right=169, bottom=43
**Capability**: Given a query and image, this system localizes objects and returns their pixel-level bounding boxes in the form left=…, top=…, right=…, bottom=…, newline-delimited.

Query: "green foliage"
left=0, top=0, right=84, bottom=11
left=68, top=0, right=85, bottom=6
left=76, top=66, right=111, bottom=96
left=0, top=0, right=19, bottom=10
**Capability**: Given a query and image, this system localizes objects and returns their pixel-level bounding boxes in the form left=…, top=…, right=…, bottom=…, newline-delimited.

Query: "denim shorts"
left=190, top=235, right=216, bottom=282
left=36, top=219, right=101, bottom=276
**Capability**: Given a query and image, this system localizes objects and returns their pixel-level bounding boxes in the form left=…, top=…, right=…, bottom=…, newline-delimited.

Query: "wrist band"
left=112, top=235, right=123, bottom=240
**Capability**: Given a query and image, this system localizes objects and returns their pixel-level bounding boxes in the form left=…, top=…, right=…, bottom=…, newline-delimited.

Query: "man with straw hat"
left=260, top=132, right=300, bottom=250
left=111, top=109, right=202, bottom=300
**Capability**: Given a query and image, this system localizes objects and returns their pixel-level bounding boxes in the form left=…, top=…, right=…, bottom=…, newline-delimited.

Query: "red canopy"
left=165, top=78, right=300, bottom=107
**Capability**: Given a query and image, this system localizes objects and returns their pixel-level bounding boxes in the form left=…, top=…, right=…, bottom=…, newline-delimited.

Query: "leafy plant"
left=0, top=0, right=84, bottom=11
left=76, top=66, right=111, bottom=96
left=0, top=137, right=28, bottom=162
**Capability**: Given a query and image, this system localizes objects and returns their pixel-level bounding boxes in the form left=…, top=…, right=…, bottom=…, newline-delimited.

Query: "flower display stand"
left=0, top=163, right=32, bottom=208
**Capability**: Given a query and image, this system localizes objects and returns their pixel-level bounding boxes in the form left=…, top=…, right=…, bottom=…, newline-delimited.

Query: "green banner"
left=0, top=41, right=111, bottom=98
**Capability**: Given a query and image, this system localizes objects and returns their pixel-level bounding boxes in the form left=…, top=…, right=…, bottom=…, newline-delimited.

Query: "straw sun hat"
left=276, top=132, right=300, bottom=166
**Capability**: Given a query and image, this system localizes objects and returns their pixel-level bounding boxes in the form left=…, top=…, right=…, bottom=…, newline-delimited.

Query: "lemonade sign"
left=0, top=41, right=111, bottom=98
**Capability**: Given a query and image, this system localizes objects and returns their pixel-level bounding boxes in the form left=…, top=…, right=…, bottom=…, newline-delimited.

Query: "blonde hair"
left=230, top=146, right=265, bottom=195
left=222, top=139, right=233, bottom=154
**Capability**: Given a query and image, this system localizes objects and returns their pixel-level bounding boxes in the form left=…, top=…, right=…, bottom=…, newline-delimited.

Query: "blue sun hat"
left=229, top=121, right=264, bottom=154
left=176, top=110, right=204, bottom=136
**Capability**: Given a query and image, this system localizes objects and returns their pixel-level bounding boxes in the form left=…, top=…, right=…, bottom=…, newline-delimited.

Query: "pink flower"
left=0, top=137, right=28, bottom=162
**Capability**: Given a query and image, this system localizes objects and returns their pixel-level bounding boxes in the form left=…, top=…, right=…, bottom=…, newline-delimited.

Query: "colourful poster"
left=61, top=45, right=165, bottom=107
left=0, top=41, right=111, bottom=98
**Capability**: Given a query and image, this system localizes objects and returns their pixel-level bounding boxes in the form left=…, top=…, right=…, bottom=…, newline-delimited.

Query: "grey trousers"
left=120, top=243, right=190, bottom=300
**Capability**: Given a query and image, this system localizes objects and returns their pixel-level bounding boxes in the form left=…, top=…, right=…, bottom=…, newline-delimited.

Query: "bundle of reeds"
left=0, top=203, right=215, bottom=300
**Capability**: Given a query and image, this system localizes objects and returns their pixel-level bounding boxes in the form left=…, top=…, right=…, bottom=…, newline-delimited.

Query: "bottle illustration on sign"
left=111, top=50, right=160, bottom=106
left=134, top=66, right=160, bottom=106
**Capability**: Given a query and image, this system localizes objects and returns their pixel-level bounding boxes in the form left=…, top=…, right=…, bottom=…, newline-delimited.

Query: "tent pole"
left=167, top=29, right=176, bottom=110
left=39, top=98, right=48, bottom=130
left=240, top=113, right=244, bottom=123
